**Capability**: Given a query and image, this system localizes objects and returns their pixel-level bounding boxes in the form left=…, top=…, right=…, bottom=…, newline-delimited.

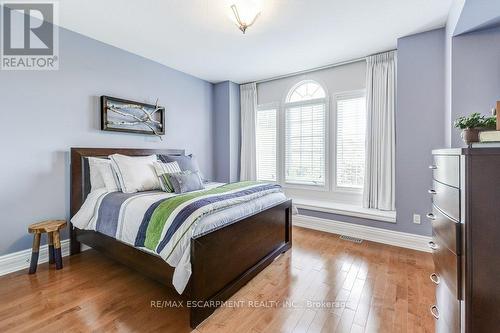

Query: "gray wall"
left=450, top=26, right=500, bottom=147
left=213, top=81, right=240, bottom=182
left=258, top=29, right=445, bottom=236
left=445, top=0, right=500, bottom=147
left=395, top=28, right=445, bottom=236
left=0, top=28, right=214, bottom=256
left=454, top=0, right=500, bottom=35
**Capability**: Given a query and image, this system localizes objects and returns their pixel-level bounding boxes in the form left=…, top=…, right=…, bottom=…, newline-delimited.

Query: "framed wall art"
left=101, top=96, right=165, bottom=137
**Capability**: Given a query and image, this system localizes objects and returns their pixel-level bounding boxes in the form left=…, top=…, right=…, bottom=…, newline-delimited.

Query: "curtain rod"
left=249, top=48, right=396, bottom=85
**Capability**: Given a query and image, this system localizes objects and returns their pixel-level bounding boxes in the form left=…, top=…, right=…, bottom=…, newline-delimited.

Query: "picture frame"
left=100, top=95, right=165, bottom=136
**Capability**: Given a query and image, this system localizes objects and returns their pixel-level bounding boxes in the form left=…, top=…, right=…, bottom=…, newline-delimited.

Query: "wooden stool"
left=28, top=220, right=67, bottom=274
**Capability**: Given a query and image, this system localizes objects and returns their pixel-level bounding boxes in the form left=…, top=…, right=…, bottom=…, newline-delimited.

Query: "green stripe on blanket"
left=144, top=181, right=262, bottom=250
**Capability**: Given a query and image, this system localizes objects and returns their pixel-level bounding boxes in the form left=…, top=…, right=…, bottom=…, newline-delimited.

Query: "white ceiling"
left=58, top=0, right=453, bottom=83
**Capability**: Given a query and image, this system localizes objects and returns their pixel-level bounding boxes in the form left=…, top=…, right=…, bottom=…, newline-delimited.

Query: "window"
left=255, top=78, right=366, bottom=201
left=255, top=108, right=277, bottom=181
left=285, top=81, right=327, bottom=186
left=336, top=92, right=366, bottom=189
left=287, top=80, right=326, bottom=102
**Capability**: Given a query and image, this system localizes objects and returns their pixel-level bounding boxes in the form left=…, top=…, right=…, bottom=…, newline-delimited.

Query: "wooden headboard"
left=70, top=147, right=184, bottom=217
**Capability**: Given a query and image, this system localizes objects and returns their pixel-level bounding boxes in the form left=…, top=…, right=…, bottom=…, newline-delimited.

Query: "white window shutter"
left=255, top=108, right=277, bottom=181
left=336, top=95, right=366, bottom=189
left=285, top=103, right=326, bottom=185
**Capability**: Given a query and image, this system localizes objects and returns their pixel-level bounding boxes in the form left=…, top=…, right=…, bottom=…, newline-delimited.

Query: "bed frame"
left=69, top=148, right=292, bottom=328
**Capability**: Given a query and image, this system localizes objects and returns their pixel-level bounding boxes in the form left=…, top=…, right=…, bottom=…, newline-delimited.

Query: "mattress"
left=71, top=182, right=287, bottom=293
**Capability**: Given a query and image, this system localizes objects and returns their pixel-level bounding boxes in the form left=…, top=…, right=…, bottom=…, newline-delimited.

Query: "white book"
left=470, top=142, right=500, bottom=148
left=479, top=131, right=500, bottom=142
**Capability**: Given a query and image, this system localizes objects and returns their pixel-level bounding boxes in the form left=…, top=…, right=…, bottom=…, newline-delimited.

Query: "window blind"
left=336, top=95, right=366, bottom=189
left=256, top=108, right=277, bottom=181
left=285, top=103, right=326, bottom=185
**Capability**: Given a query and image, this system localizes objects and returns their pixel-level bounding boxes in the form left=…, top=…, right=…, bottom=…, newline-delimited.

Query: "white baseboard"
left=294, top=214, right=432, bottom=253
left=0, top=240, right=91, bottom=276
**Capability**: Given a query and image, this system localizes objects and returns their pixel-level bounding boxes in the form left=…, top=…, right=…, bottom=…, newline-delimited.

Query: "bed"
left=69, top=147, right=292, bottom=328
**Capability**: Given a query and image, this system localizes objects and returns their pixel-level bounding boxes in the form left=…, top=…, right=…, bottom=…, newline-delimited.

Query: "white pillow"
left=109, top=154, right=160, bottom=193
left=88, top=157, right=122, bottom=192
left=96, top=163, right=121, bottom=192
left=88, top=157, right=107, bottom=191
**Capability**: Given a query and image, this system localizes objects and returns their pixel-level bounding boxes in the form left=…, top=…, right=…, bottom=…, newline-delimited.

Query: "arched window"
left=286, top=80, right=326, bottom=103
left=284, top=80, right=327, bottom=186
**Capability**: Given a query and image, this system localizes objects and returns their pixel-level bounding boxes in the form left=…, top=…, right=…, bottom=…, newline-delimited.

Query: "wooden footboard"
left=189, top=199, right=292, bottom=327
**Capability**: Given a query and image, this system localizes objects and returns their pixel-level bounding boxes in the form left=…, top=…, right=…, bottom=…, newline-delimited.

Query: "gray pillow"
left=167, top=171, right=205, bottom=194
left=160, top=154, right=205, bottom=180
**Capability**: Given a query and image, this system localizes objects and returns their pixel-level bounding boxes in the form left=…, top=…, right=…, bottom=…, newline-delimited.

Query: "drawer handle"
left=426, top=213, right=436, bottom=220
left=428, top=241, right=438, bottom=250
left=428, top=189, right=436, bottom=195
left=430, top=305, right=440, bottom=319
left=429, top=165, right=438, bottom=170
left=429, top=273, right=440, bottom=285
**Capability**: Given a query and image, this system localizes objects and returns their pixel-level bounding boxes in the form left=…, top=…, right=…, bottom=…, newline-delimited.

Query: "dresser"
left=429, top=148, right=500, bottom=333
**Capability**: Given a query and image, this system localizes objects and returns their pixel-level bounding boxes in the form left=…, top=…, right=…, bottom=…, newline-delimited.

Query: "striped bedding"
left=71, top=181, right=286, bottom=293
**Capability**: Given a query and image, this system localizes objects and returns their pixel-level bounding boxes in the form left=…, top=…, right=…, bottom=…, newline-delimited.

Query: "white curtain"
left=240, top=82, right=258, bottom=181
left=363, top=51, right=396, bottom=211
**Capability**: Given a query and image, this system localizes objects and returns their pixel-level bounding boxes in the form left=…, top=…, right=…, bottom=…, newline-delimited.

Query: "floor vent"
left=339, top=235, right=363, bottom=243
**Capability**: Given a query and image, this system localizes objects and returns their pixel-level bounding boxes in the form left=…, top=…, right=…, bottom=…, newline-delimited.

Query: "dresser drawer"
left=429, top=205, right=460, bottom=255
left=430, top=180, right=460, bottom=222
left=431, top=278, right=460, bottom=333
left=431, top=155, right=460, bottom=188
left=429, top=235, right=460, bottom=299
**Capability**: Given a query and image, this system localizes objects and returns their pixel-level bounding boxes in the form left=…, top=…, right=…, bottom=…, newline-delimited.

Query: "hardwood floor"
left=0, top=226, right=435, bottom=333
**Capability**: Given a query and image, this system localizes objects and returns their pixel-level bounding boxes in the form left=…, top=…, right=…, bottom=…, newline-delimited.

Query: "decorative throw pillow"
left=167, top=171, right=205, bottom=194
left=159, top=154, right=205, bottom=180
left=109, top=154, right=160, bottom=193
left=153, top=161, right=182, bottom=192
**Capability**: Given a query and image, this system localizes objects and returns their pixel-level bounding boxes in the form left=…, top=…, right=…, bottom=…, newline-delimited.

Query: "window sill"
left=293, top=199, right=397, bottom=223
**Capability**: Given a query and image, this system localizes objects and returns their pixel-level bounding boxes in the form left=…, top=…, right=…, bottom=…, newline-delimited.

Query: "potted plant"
left=454, top=113, right=497, bottom=144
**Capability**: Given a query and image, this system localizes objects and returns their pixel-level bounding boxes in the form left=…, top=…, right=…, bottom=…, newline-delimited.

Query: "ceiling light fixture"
left=230, top=3, right=261, bottom=34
